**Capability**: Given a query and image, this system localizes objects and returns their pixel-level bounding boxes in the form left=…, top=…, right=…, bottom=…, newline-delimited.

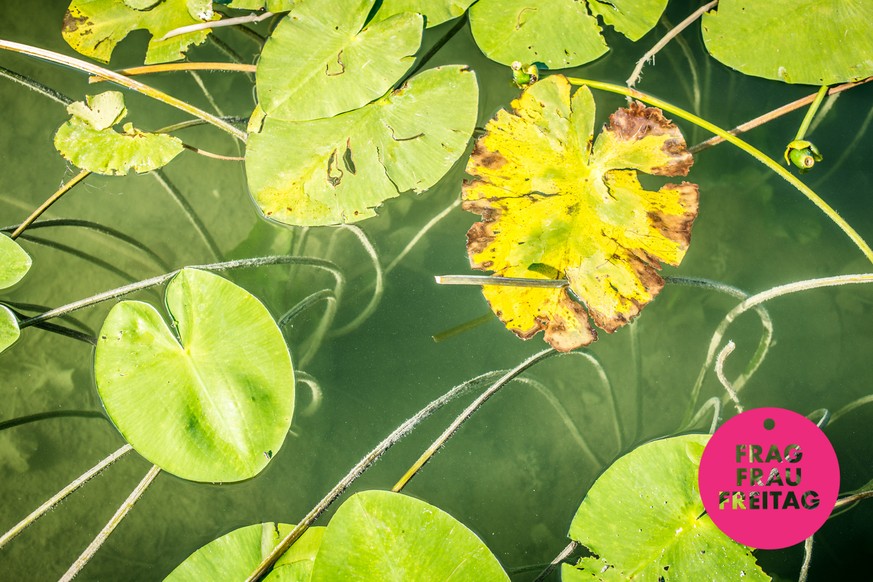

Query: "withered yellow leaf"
left=463, top=75, right=698, bottom=352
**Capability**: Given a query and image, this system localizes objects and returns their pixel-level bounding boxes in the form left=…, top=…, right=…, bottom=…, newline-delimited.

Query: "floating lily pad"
left=257, top=0, right=422, bottom=121
left=566, top=434, right=770, bottom=581
left=247, top=65, right=478, bottom=226
left=0, top=306, right=20, bottom=355
left=702, top=0, right=873, bottom=85
left=227, top=0, right=295, bottom=9
left=463, top=75, right=698, bottom=352
left=310, top=490, right=509, bottom=581
left=165, top=523, right=324, bottom=581
left=0, top=235, right=32, bottom=289
left=469, top=0, right=667, bottom=69
left=95, top=268, right=295, bottom=482
left=62, top=0, right=216, bottom=64
left=54, top=92, right=183, bottom=176
left=373, top=0, right=475, bottom=28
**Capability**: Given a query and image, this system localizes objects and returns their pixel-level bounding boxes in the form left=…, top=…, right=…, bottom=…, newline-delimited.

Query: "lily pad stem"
left=10, top=170, right=90, bottom=239
left=0, top=39, right=247, bottom=142
left=794, top=85, right=829, bottom=142
left=566, top=77, right=873, bottom=265
left=88, top=62, right=256, bottom=84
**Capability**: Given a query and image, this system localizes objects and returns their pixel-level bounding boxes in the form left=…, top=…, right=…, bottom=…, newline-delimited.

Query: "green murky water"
left=2, top=1, right=872, bottom=579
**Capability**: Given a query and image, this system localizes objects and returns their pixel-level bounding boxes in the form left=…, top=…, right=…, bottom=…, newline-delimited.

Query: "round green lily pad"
left=702, top=0, right=873, bottom=85
left=0, top=235, right=32, bottom=289
left=469, top=0, right=666, bottom=69
left=165, top=523, right=324, bottom=581
left=246, top=65, right=478, bottom=226
left=256, top=0, right=422, bottom=121
left=0, top=305, right=20, bottom=355
left=566, top=434, right=769, bottom=580
left=373, top=0, right=475, bottom=28
left=95, top=268, right=295, bottom=482
left=309, top=490, right=509, bottom=581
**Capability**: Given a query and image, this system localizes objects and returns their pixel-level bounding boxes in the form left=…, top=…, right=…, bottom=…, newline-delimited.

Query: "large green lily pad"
left=0, top=235, right=32, bottom=289
left=566, top=434, right=770, bottom=580
left=310, top=490, right=509, bottom=581
left=165, top=523, right=324, bottom=581
left=373, top=0, right=475, bottom=28
left=54, top=91, right=183, bottom=176
left=256, top=0, right=422, bottom=121
left=702, top=0, right=873, bottom=85
left=469, top=0, right=667, bottom=69
left=62, top=0, right=217, bottom=64
left=0, top=306, right=20, bottom=355
left=95, top=268, right=295, bottom=482
left=246, top=65, right=478, bottom=226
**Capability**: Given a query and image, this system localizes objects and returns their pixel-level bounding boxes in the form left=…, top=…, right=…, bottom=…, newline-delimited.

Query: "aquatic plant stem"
left=10, top=170, right=90, bottom=239
left=17, top=256, right=342, bottom=328
left=626, top=0, right=718, bottom=89
left=245, top=370, right=509, bottom=581
left=566, top=77, right=873, bottom=265
left=151, top=170, right=222, bottom=259
left=0, top=444, right=132, bottom=549
left=534, top=540, right=579, bottom=582
left=0, top=65, right=72, bottom=106
left=794, top=85, right=828, bottom=142
left=0, top=40, right=247, bottom=142
left=690, top=78, right=872, bottom=153
left=386, top=198, right=461, bottom=275
left=391, top=348, right=556, bottom=492
left=395, top=13, right=468, bottom=89
left=89, top=62, right=256, bottom=83
left=159, top=11, right=274, bottom=41
left=61, top=464, right=161, bottom=581
left=714, top=341, right=743, bottom=413
left=0, top=410, right=105, bottom=432
left=798, top=536, right=814, bottom=582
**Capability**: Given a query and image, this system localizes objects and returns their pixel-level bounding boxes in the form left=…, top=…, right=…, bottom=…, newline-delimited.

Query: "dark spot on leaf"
left=342, top=139, right=356, bottom=174
left=62, top=10, right=88, bottom=33
left=325, top=50, right=345, bottom=77
left=326, top=150, right=343, bottom=187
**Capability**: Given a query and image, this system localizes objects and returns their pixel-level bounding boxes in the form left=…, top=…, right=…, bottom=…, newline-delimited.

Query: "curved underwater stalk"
left=17, top=233, right=141, bottom=283
left=561, top=350, right=623, bottom=451
left=514, top=377, right=602, bottom=466
left=0, top=65, right=72, bottom=106
left=565, top=77, right=873, bottom=265
left=10, top=170, right=90, bottom=239
left=0, top=305, right=95, bottom=344
left=0, top=40, right=246, bottom=142
left=294, top=372, right=323, bottom=417
left=689, top=273, right=873, bottom=416
left=667, top=276, right=773, bottom=426
left=60, top=464, right=161, bottom=581
left=245, top=369, right=508, bottom=581
left=533, top=540, right=579, bottom=582
left=0, top=409, right=105, bottom=432
left=385, top=197, right=461, bottom=275
left=680, top=397, right=722, bottom=434
left=714, top=341, right=743, bottom=413
left=3, top=218, right=172, bottom=272
left=0, top=444, right=133, bottom=549
left=798, top=536, right=814, bottom=582
left=151, top=171, right=222, bottom=260
left=831, top=394, right=873, bottom=425
left=18, top=256, right=344, bottom=329
left=278, top=289, right=337, bottom=369
left=327, top=225, right=384, bottom=337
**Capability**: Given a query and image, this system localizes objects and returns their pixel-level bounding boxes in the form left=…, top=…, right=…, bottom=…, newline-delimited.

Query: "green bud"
left=783, top=139, right=823, bottom=173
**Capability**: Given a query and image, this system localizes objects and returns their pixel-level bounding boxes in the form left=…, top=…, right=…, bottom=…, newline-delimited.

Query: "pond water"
left=1, top=1, right=872, bottom=579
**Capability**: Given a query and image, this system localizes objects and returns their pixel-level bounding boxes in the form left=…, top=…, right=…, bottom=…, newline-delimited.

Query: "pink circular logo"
left=698, top=407, right=839, bottom=549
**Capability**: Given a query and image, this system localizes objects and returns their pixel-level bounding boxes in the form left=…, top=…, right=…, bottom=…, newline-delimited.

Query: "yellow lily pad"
left=463, top=75, right=698, bottom=352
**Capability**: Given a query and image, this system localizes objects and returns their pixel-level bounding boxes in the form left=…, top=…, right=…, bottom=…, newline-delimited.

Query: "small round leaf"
left=0, top=235, right=32, bottom=289
left=165, top=523, right=324, bottom=581
left=310, top=490, right=509, bottom=581
left=95, top=268, right=294, bottom=482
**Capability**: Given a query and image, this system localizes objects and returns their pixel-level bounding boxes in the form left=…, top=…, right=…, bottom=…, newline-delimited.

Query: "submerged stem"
left=566, top=77, right=873, bottom=265
left=0, top=444, right=132, bottom=549
left=0, top=39, right=246, bottom=142
left=794, top=85, right=829, bottom=142
left=60, top=464, right=161, bottom=581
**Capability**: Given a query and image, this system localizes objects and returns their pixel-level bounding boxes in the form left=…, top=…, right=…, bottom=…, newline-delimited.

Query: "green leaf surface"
left=702, top=0, right=873, bottom=85
left=62, top=0, right=216, bottom=64
left=373, top=0, right=475, bottom=28
left=246, top=65, right=478, bottom=226
left=95, top=268, right=295, bottom=482
left=0, top=235, right=32, bottom=289
left=256, top=0, right=422, bottom=121
left=469, top=0, right=666, bottom=69
left=55, top=92, right=184, bottom=176
left=567, top=434, right=770, bottom=581
left=165, top=523, right=324, bottom=582
left=0, top=306, right=20, bottom=355
left=310, top=490, right=509, bottom=581
left=227, top=0, right=296, bottom=9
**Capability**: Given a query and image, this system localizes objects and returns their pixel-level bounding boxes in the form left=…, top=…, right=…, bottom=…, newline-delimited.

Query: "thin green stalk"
left=151, top=170, right=222, bottom=260
left=10, top=170, right=90, bottom=239
left=0, top=444, right=133, bottom=549
left=328, top=225, right=383, bottom=337
left=565, top=77, right=873, bottom=265
left=794, top=85, right=828, bottom=141
left=0, top=410, right=105, bottom=432
left=0, top=65, right=72, bottom=106
left=18, top=233, right=140, bottom=283
left=0, top=39, right=247, bottom=142
left=395, top=14, right=468, bottom=89
left=278, top=289, right=337, bottom=368
left=18, top=256, right=343, bottom=328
